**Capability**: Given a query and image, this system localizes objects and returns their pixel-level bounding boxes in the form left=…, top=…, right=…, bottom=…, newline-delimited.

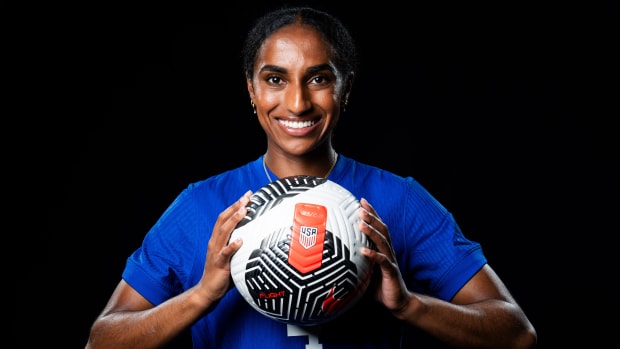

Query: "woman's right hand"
left=196, top=190, right=252, bottom=304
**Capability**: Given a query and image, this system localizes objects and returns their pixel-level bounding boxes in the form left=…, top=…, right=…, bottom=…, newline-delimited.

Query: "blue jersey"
left=123, top=154, right=486, bottom=348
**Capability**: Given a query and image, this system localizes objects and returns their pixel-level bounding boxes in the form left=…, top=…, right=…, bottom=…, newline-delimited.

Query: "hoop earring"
left=250, top=100, right=256, bottom=114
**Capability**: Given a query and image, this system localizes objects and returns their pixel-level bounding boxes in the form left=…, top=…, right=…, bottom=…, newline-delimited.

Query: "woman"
left=85, top=6, right=537, bottom=348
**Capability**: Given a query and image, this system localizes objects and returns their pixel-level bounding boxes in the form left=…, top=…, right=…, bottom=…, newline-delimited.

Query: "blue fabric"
left=122, top=154, right=486, bottom=348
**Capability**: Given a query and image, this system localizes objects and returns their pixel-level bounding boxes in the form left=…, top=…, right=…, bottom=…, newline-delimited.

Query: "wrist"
left=391, top=291, right=419, bottom=322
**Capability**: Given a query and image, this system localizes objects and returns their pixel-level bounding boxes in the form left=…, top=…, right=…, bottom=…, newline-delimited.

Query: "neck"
left=263, top=148, right=338, bottom=181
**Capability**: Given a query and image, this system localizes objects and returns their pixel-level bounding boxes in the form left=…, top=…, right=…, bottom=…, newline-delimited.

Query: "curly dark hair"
left=241, top=6, right=358, bottom=82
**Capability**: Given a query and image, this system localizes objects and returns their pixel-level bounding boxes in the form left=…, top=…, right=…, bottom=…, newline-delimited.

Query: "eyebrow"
left=307, top=64, right=334, bottom=75
left=258, top=63, right=335, bottom=75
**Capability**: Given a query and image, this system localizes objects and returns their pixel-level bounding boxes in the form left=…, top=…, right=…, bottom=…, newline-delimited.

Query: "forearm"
left=397, top=293, right=536, bottom=349
left=85, top=286, right=210, bottom=349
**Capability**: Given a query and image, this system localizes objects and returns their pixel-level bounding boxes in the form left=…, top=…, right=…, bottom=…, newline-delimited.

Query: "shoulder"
left=336, top=155, right=447, bottom=219
left=336, top=155, right=420, bottom=197
left=171, top=157, right=264, bottom=211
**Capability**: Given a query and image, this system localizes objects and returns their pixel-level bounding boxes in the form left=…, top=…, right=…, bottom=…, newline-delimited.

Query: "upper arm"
left=98, top=279, right=155, bottom=316
left=451, top=264, right=517, bottom=305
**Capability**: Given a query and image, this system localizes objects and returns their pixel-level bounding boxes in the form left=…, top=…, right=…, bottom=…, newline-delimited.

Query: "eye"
left=309, top=74, right=333, bottom=86
left=266, top=75, right=283, bottom=85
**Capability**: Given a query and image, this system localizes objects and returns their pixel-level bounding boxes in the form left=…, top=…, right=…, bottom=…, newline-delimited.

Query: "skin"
left=85, top=23, right=537, bottom=349
left=248, top=24, right=346, bottom=178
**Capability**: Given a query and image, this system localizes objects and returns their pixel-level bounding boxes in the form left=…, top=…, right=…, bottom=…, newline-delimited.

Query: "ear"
left=343, top=72, right=355, bottom=101
left=246, top=74, right=255, bottom=100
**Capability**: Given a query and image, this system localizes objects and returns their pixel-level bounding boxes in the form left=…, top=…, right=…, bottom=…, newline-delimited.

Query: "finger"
left=362, top=247, right=399, bottom=277
left=359, top=198, right=379, bottom=217
left=220, top=237, right=243, bottom=262
left=359, top=198, right=384, bottom=228
left=359, top=198, right=392, bottom=244
left=358, top=199, right=396, bottom=260
left=358, top=201, right=385, bottom=237
left=217, top=190, right=251, bottom=222
left=228, top=190, right=252, bottom=226
left=359, top=198, right=372, bottom=223
left=358, top=216, right=389, bottom=252
left=214, top=191, right=252, bottom=245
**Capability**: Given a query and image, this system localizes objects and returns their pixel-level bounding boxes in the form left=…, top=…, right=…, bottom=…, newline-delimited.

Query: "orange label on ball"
left=289, top=203, right=327, bottom=273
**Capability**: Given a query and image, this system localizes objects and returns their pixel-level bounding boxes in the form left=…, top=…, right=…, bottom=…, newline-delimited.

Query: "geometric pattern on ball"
left=234, top=175, right=328, bottom=230
left=243, top=229, right=363, bottom=325
left=230, top=176, right=375, bottom=326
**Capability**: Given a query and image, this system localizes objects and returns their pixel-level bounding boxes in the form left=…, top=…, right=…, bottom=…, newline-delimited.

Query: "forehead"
left=257, top=24, right=332, bottom=64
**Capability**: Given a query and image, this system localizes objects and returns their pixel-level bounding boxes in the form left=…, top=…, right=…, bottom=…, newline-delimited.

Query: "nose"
left=285, top=82, right=312, bottom=115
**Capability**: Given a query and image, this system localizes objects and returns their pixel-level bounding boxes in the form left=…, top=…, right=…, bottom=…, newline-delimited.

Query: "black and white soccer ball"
left=230, top=175, right=375, bottom=326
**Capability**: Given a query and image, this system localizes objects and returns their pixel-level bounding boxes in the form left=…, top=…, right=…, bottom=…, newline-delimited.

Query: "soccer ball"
left=230, top=175, right=375, bottom=326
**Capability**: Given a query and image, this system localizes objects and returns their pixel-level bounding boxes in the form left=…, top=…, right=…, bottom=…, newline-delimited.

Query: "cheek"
left=253, top=87, right=278, bottom=108
left=260, top=94, right=280, bottom=106
left=315, top=92, right=338, bottom=110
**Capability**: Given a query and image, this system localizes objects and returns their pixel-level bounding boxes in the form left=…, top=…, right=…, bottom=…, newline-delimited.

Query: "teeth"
left=279, top=119, right=316, bottom=129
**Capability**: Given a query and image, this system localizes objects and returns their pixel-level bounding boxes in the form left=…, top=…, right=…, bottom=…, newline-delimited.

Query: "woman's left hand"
left=358, top=198, right=412, bottom=315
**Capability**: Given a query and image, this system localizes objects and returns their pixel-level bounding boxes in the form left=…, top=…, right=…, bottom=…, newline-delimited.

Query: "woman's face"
left=247, top=23, right=344, bottom=157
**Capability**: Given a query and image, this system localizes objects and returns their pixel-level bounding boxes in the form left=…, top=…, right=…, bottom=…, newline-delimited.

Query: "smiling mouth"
left=278, top=119, right=317, bottom=129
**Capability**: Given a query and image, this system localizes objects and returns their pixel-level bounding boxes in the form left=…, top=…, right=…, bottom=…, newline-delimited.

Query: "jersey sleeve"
left=122, top=185, right=210, bottom=305
left=397, top=176, right=487, bottom=301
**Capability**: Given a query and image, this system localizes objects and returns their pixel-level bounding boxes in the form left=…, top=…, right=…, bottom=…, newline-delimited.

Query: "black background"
left=17, top=0, right=618, bottom=348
